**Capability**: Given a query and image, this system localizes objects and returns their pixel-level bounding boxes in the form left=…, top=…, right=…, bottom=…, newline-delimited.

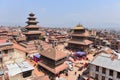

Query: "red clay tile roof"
left=68, top=39, right=93, bottom=45
left=39, top=41, right=52, bottom=51
left=25, top=25, right=39, bottom=29
left=71, top=30, right=90, bottom=37
left=41, top=48, right=68, bottom=61
left=38, top=62, right=68, bottom=74
left=0, top=39, right=7, bottom=44
left=13, top=43, right=26, bottom=53
left=24, top=31, right=41, bottom=35
left=0, top=41, right=13, bottom=50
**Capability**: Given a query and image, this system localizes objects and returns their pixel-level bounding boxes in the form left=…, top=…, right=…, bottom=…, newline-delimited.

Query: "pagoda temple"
left=20, top=13, right=42, bottom=54
left=38, top=47, right=68, bottom=80
left=23, top=13, right=41, bottom=41
left=67, top=24, right=93, bottom=51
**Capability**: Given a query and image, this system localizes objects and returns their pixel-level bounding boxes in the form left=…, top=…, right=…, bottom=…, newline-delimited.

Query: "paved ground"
left=56, top=44, right=94, bottom=80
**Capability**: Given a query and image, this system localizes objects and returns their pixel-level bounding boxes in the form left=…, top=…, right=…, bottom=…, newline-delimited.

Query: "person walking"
left=75, top=71, right=77, bottom=75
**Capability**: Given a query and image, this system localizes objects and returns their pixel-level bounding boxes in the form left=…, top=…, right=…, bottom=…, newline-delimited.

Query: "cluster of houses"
left=0, top=13, right=120, bottom=80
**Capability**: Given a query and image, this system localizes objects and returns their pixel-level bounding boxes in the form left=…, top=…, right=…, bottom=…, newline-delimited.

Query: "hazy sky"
left=0, top=0, right=120, bottom=28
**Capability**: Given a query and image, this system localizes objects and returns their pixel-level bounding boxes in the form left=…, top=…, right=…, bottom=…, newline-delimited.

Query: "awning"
left=76, top=51, right=86, bottom=56
left=34, top=54, right=41, bottom=58
left=29, top=53, right=39, bottom=58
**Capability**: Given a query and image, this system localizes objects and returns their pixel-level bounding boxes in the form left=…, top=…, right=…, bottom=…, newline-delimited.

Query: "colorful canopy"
left=76, top=51, right=86, bottom=56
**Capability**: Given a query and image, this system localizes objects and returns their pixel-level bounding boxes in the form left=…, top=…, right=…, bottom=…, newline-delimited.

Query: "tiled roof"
left=0, top=39, right=7, bottom=44
left=41, top=48, right=68, bottom=61
left=71, top=30, right=90, bottom=37
left=39, top=41, right=52, bottom=51
left=24, top=31, right=41, bottom=35
left=25, top=25, right=39, bottom=29
left=38, top=62, right=68, bottom=74
left=26, top=20, right=39, bottom=23
left=68, top=39, right=93, bottom=45
left=0, top=42, right=13, bottom=47
left=13, top=43, right=26, bottom=53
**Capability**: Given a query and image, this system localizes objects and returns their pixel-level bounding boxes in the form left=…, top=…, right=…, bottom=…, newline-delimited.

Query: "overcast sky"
left=0, top=0, right=120, bottom=29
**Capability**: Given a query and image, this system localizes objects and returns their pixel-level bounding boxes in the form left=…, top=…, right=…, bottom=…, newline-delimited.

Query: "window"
left=117, top=72, right=120, bottom=78
left=109, top=70, right=113, bottom=76
left=102, top=76, right=105, bottom=80
left=96, top=66, right=99, bottom=72
left=102, top=67, right=106, bottom=74
left=95, top=74, right=98, bottom=80
left=4, top=50, right=8, bottom=54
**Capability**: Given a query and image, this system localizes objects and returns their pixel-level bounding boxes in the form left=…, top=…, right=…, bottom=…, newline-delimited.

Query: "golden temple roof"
left=73, top=24, right=85, bottom=30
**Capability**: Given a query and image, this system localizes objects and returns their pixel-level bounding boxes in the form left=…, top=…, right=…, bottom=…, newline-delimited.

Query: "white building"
left=6, top=61, right=34, bottom=80
left=90, top=53, right=120, bottom=80
left=0, top=40, right=33, bottom=80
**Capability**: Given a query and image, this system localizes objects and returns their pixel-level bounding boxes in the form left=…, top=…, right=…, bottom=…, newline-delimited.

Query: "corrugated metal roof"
left=7, top=61, right=34, bottom=77
left=91, top=53, right=120, bottom=72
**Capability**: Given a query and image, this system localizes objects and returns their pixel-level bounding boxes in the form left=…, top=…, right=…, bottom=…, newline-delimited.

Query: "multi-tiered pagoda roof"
left=38, top=47, right=68, bottom=75
left=25, top=13, right=39, bottom=29
left=23, top=13, right=41, bottom=41
left=68, top=24, right=93, bottom=51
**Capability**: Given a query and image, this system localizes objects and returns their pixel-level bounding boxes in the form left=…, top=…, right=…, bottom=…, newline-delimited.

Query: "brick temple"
left=68, top=24, right=93, bottom=51
left=23, top=13, right=41, bottom=41
left=38, top=47, right=68, bottom=80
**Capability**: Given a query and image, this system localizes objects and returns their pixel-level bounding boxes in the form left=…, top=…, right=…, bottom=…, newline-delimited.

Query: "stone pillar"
left=105, top=69, right=109, bottom=80
left=105, top=77, right=108, bottom=80
left=98, top=75, right=102, bottom=80
left=99, top=67, right=102, bottom=74
left=113, top=71, right=117, bottom=80
left=106, top=69, right=109, bottom=76
left=98, top=67, right=102, bottom=80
